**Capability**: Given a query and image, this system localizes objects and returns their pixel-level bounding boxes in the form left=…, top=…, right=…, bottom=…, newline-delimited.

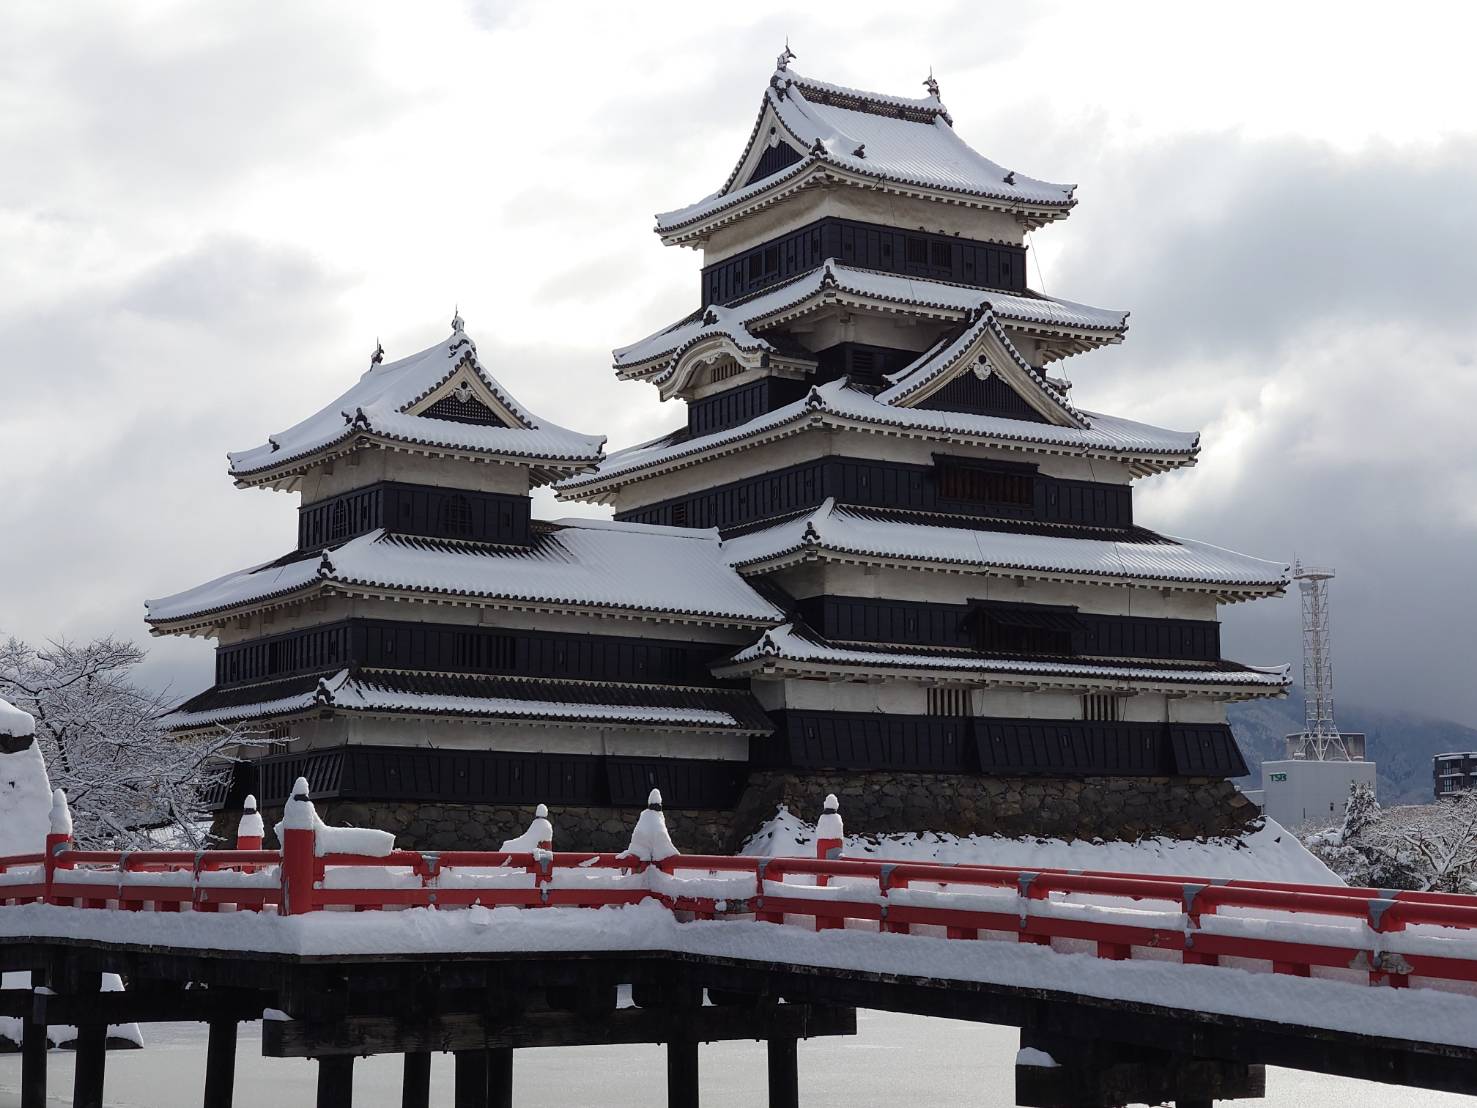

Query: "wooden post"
left=767, top=1036, right=799, bottom=1108
left=19, top=997, right=47, bottom=1108
left=203, top=1019, right=239, bottom=1108
left=72, top=971, right=106, bottom=1108
left=667, top=1037, right=699, bottom=1108
left=488, top=1047, right=513, bottom=1108
left=454, top=1049, right=489, bottom=1108
left=316, top=1055, right=354, bottom=1108
left=281, top=779, right=318, bottom=916
left=401, top=1051, right=432, bottom=1108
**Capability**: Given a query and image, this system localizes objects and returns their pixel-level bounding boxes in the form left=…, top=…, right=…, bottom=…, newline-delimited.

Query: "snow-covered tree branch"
left=1305, top=781, right=1477, bottom=893
left=0, top=634, right=262, bottom=849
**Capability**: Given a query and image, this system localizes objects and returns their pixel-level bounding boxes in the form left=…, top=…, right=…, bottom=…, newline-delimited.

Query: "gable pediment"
left=882, top=313, right=1087, bottom=429
left=406, top=358, right=527, bottom=429
left=723, top=101, right=810, bottom=196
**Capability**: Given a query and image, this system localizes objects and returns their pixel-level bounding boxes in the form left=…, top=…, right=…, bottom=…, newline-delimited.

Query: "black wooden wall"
left=298, top=482, right=531, bottom=550
left=222, top=745, right=748, bottom=811
left=215, top=619, right=735, bottom=688
left=794, top=596, right=1222, bottom=663
left=759, top=712, right=1247, bottom=777
left=700, top=217, right=1028, bottom=305
left=616, top=455, right=1133, bottom=533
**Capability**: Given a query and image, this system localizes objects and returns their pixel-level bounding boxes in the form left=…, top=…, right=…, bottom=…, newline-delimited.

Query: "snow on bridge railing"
left=6, top=784, right=1477, bottom=992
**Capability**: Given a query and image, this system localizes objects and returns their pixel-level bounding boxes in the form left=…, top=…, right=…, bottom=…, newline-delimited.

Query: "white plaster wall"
left=297, top=451, right=531, bottom=504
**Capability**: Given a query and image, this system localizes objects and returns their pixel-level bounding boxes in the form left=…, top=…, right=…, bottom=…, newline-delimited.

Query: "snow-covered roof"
left=164, top=670, right=772, bottom=734
left=228, top=322, right=605, bottom=487
left=0, top=697, right=34, bottom=739
left=656, top=66, right=1075, bottom=238
left=613, top=261, right=1127, bottom=374
left=718, top=622, right=1288, bottom=693
left=557, top=379, right=1199, bottom=499
left=718, top=500, right=1289, bottom=596
left=145, top=518, right=785, bottom=632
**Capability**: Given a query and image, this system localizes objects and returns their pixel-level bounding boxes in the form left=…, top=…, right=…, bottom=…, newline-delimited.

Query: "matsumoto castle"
left=147, top=56, right=1289, bottom=849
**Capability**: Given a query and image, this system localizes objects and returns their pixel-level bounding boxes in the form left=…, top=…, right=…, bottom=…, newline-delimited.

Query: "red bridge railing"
left=4, top=788, right=1477, bottom=995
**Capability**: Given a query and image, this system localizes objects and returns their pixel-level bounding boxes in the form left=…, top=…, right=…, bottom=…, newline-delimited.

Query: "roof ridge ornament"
left=924, top=68, right=940, bottom=99
left=370, top=339, right=384, bottom=367
left=776, top=39, right=795, bottom=72
left=451, top=306, right=465, bottom=333
left=316, top=552, right=336, bottom=579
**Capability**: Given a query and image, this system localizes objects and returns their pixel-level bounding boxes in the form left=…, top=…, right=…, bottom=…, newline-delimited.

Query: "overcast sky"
left=1, top=1, right=1474, bottom=723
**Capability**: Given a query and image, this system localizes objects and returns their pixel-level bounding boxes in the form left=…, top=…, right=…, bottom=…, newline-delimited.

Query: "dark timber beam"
left=203, top=1019, right=240, bottom=1108
left=32, top=987, right=269, bottom=1025
left=263, top=1002, right=856, bottom=1058
left=401, top=1051, right=431, bottom=1108
left=316, top=1055, right=354, bottom=1108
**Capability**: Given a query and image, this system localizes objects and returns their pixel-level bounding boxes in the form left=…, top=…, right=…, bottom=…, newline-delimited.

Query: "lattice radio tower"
left=1291, top=561, right=1349, bottom=760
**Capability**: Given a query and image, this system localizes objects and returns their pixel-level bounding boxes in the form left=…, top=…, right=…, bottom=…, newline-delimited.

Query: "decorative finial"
left=777, top=38, right=795, bottom=72
left=451, top=306, right=465, bottom=333
left=370, top=338, right=384, bottom=367
left=924, top=68, right=940, bottom=99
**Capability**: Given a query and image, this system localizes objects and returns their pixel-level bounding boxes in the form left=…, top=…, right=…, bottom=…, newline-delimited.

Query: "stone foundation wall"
left=209, top=772, right=1257, bottom=853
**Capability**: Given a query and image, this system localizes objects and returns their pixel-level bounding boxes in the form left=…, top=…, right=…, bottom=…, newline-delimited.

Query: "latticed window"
left=439, top=495, right=474, bottom=537
left=328, top=500, right=349, bottom=542
left=928, top=687, right=973, bottom=717
left=936, top=461, right=1033, bottom=507
left=1083, top=694, right=1123, bottom=722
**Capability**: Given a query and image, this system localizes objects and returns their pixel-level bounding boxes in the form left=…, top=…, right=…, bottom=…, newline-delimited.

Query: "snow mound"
left=273, top=778, right=396, bottom=857
left=500, top=804, right=554, bottom=851
left=742, top=807, right=1340, bottom=885
left=623, top=790, right=679, bottom=862
left=0, top=741, right=52, bottom=857
left=0, top=696, right=34, bottom=738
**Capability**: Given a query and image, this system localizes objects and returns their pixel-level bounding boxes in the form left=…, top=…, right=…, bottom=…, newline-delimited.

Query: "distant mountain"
left=1229, top=689, right=1477, bottom=805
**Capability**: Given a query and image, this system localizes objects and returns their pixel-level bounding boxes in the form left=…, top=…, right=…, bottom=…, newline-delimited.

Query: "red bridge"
left=3, top=785, right=1476, bottom=1108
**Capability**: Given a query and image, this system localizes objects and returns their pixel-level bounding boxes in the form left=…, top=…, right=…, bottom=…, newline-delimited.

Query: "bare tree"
left=0, top=635, right=259, bottom=849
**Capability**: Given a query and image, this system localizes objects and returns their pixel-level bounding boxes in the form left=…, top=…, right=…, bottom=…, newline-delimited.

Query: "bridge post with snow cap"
left=235, top=795, right=264, bottom=851
left=813, top=794, right=845, bottom=931
left=279, top=777, right=318, bottom=917
left=42, top=789, right=71, bottom=907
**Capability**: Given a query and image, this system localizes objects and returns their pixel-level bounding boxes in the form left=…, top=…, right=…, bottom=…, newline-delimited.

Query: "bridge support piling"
left=455, top=1048, right=490, bottom=1108
left=489, top=1046, right=513, bottom=1108
left=401, top=1051, right=431, bottom=1108
left=19, top=1000, right=47, bottom=1108
left=203, top=1018, right=239, bottom=1108
left=316, top=1054, right=354, bottom=1108
left=767, top=1035, right=799, bottom=1108
left=71, top=971, right=106, bottom=1108
left=667, top=1036, right=700, bottom=1108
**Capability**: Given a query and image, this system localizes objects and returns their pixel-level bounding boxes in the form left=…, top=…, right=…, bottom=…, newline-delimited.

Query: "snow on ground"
left=742, top=807, right=1340, bottom=885
left=0, top=901, right=1472, bottom=1049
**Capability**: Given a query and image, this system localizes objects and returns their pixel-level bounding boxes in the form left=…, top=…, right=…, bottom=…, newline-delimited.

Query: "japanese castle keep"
left=148, top=56, right=1290, bottom=850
